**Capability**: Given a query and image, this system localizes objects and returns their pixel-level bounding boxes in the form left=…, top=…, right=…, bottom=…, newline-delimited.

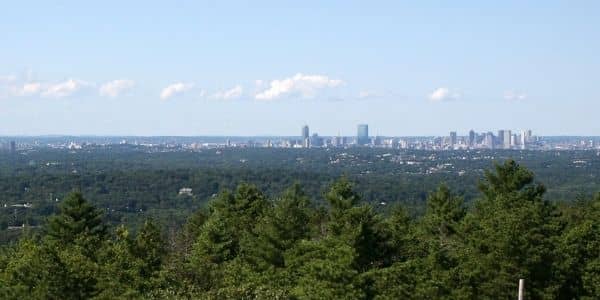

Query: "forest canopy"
left=0, top=159, right=598, bottom=299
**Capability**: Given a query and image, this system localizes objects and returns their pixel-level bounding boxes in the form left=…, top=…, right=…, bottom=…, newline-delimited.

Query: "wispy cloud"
left=160, top=82, right=194, bottom=100
left=99, top=79, right=135, bottom=98
left=41, top=79, right=91, bottom=98
left=504, top=90, right=527, bottom=101
left=213, top=85, right=243, bottom=100
left=22, top=82, right=42, bottom=95
left=13, top=82, right=43, bottom=96
left=255, top=73, right=343, bottom=101
left=429, top=87, right=461, bottom=102
left=2, top=77, right=90, bottom=98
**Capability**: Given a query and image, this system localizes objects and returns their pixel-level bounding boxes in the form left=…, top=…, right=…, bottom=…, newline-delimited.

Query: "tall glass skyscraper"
left=468, top=130, right=475, bottom=146
left=450, top=131, right=457, bottom=147
left=357, top=124, right=369, bottom=145
left=301, top=125, right=309, bottom=140
left=301, top=125, right=310, bottom=148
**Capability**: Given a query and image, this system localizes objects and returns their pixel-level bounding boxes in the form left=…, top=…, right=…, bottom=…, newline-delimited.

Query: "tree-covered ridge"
left=1, top=148, right=600, bottom=241
left=0, top=160, right=599, bottom=299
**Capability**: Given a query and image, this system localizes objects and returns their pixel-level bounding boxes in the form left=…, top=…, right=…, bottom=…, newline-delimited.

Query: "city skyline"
left=1, top=2, right=600, bottom=136
left=3, top=125, right=599, bottom=152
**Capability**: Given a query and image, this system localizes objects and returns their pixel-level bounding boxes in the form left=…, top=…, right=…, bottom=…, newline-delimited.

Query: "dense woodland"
left=1, top=147, right=599, bottom=240
left=0, top=159, right=599, bottom=299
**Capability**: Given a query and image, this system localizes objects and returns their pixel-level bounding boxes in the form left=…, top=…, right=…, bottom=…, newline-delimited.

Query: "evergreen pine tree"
left=460, top=160, right=563, bottom=298
left=46, top=192, right=106, bottom=246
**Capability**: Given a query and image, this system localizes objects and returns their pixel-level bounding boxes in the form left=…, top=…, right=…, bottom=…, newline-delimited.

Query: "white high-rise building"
left=301, top=125, right=310, bottom=148
left=520, top=130, right=527, bottom=149
left=485, top=132, right=494, bottom=149
left=504, top=130, right=512, bottom=149
left=303, top=137, right=310, bottom=148
left=449, top=131, right=457, bottom=148
left=399, top=139, right=408, bottom=149
left=525, top=130, right=533, bottom=143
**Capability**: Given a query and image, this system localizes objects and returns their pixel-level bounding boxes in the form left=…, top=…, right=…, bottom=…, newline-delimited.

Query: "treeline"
left=0, top=160, right=599, bottom=299
left=2, top=148, right=600, bottom=237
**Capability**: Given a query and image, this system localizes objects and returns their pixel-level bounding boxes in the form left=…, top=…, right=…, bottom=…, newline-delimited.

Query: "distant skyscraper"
left=520, top=130, right=527, bottom=149
left=302, top=125, right=309, bottom=140
left=485, top=132, right=494, bottom=149
left=301, top=125, right=310, bottom=148
left=522, top=129, right=533, bottom=144
left=357, top=124, right=369, bottom=145
left=504, top=130, right=512, bottom=149
left=372, top=136, right=382, bottom=146
left=310, top=133, right=323, bottom=147
left=399, top=139, right=408, bottom=149
left=450, top=131, right=457, bottom=147
left=9, top=141, right=16, bottom=153
left=303, top=137, right=310, bottom=148
left=468, top=130, right=475, bottom=147
left=497, top=130, right=505, bottom=148
left=332, top=136, right=341, bottom=147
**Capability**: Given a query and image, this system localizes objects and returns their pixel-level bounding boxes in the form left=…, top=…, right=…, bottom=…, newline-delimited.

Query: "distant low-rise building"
left=178, top=187, right=193, bottom=196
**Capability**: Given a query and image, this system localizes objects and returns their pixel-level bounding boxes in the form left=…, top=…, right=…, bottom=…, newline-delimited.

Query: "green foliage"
left=2, top=147, right=599, bottom=244
left=0, top=194, right=167, bottom=299
left=287, top=238, right=364, bottom=299
left=188, top=183, right=271, bottom=292
left=396, top=184, right=467, bottom=299
left=461, top=160, right=563, bottom=299
left=0, top=159, right=599, bottom=299
left=557, top=194, right=600, bottom=299
left=241, top=183, right=312, bottom=270
left=421, top=184, right=465, bottom=241
left=46, top=192, right=107, bottom=246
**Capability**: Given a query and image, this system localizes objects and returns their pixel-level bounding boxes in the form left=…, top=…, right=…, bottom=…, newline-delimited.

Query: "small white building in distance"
left=178, top=187, right=193, bottom=196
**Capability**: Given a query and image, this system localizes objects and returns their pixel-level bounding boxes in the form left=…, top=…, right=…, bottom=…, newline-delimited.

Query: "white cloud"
left=22, top=82, right=42, bottom=95
left=504, top=90, right=527, bottom=101
left=99, top=79, right=135, bottom=98
left=255, top=73, right=343, bottom=101
left=213, top=85, right=243, bottom=100
left=2, top=78, right=89, bottom=98
left=12, top=82, right=43, bottom=96
left=429, top=87, right=461, bottom=102
left=41, top=79, right=90, bottom=98
left=3, top=82, right=43, bottom=97
left=160, top=82, right=193, bottom=100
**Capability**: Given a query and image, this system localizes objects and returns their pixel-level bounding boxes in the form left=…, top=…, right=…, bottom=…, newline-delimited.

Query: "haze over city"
left=1, top=1, right=599, bottom=136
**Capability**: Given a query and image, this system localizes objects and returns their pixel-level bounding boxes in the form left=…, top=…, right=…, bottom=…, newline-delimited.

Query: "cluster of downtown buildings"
left=292, top=125, right=540, bottom=150
left=1, top=128, right=600, bottom=151
left=0, top=141, right=17, bottom=153
left=448, top=129, right=536, bottom=150
left=296, top=124, right=372, bottom=148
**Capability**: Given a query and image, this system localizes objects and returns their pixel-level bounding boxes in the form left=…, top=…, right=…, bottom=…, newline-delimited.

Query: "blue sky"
left=0, top=1, right=599, bottom=136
